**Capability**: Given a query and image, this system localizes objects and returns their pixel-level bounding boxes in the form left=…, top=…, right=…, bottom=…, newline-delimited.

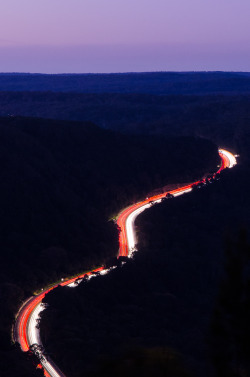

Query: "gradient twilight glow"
left=0, top=0, right=249, bottom=73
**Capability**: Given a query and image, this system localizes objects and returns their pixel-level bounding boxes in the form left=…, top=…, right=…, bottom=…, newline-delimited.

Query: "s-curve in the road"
left=118, top=149, right=236, bottom=258
left=14, top=148, right=237, bottom=377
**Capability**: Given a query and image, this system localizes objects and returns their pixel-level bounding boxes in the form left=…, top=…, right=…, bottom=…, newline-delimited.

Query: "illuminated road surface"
left=14, top=148, right=237, bottom=377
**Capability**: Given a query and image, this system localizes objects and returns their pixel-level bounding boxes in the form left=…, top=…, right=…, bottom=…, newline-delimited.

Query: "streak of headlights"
left=219, top=148, right=237, bottom=168
left=27, top=303, right=45, bottom=346
left=126, top=202, right=152, bottom=255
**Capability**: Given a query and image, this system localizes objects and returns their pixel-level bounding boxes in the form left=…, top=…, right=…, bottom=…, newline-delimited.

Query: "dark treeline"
left=0, top=92, right=249, bottom=159
left=1, top=72, right=250, bottom=94
left=0, top=116, right=217, bottom=376
left=40, top=162, right=250, bottom=377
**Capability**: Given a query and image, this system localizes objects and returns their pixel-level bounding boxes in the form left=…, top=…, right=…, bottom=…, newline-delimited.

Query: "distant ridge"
left=0, top=71, right=250, bottom=94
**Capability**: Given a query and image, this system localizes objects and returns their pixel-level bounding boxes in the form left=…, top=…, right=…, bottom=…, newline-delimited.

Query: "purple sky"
left=0, top=0, right=250, bottom=73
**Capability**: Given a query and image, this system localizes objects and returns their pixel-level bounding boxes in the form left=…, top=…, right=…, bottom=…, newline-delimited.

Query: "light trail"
left=13, top=268, right=104, bottom=377
left=27, top=303, right=45, bottom=346
left=14, top=148, right=237, bottom=377
left=219, top=148, right=237, bottom=168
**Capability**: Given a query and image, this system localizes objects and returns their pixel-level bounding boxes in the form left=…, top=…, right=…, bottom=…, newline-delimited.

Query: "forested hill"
left=0, top=72, right=250, bottom=94
left=0, top=93, right=249, bottom=160
left=0, top=116, right=218, bottom=377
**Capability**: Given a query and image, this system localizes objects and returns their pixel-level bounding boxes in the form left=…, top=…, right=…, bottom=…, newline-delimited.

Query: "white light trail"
left=219, top=148, right=237, bottom=168
left=27, top=303, right=64, bottom=377
left=27, top=303, right=45, bottom=346
left=126, top=202, right=152, bottom=255
left=66, top=268, right=116, bottom=287
left=41, top=361, right=62, bottom=377
left=172, top=188, right=192, bottom=197
left=67, top=279, right=83, bottom=287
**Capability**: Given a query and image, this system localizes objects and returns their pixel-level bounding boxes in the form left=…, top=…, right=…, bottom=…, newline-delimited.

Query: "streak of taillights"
left=14, top=148, right=237, bottom=377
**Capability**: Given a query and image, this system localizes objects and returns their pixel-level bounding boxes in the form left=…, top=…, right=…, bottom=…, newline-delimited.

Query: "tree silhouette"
left=210, top=230, right=250, bottom=377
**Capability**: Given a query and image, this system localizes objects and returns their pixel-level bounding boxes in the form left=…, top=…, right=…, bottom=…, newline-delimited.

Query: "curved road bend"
left=14, top=148, right=237, bottom=377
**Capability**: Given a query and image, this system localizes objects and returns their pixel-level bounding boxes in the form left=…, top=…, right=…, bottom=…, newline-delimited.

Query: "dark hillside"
left=40, top=163, right=250, bottom=377
left=0, top=92, right=249, bottom=159
left=0, top=117, right=217, bottom=291
left=0, top=116, right=218, bottom=376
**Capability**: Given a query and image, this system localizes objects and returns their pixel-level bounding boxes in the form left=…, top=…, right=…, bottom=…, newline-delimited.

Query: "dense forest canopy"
left=1, top=72, right=250, bottom=94
left=0, top=92, right=249, bottom=161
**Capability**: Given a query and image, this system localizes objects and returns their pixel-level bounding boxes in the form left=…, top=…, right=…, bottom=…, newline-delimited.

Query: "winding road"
left=13, top=148, right=237, bottom=377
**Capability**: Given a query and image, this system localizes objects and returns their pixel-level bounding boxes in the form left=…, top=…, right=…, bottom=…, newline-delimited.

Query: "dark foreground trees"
left=0, top=116, right=218, bottom=376
left=209, top=230, right=250, bottom=377
left=86, top=347, right=192, bottom=377
left=39, top=164, right=250, bottom=377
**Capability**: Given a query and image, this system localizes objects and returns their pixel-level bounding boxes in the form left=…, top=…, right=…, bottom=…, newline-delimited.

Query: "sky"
left=0, top=0, right=250, bottom=73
